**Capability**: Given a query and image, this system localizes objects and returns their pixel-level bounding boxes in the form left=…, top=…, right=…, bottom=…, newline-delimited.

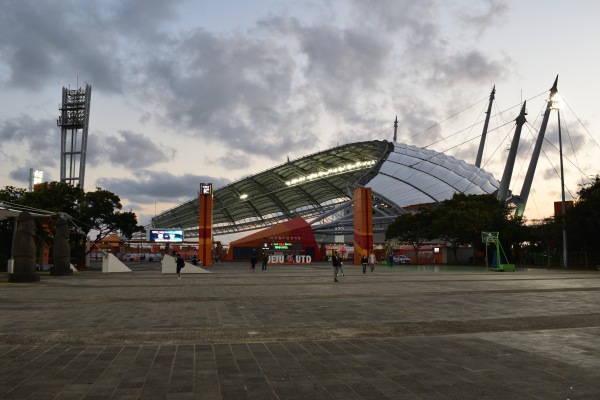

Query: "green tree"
left=566, top=175, right=600, bottom=267
left=429, top=193, right=511, bottom=264
left=0, top=186, right=28, bottom=203
left=21, top=182, right=84, bottom=217
left=0, top=187, right=29, bottom=269
left=80, top=188, right=142, bottom=242
left=500, top=216, right=529, bottom=265
left=526, top=218, right=561, bottom=267
left=385, top=207, right=434, bottom=265
left=1, top=183, right=143, bottom=266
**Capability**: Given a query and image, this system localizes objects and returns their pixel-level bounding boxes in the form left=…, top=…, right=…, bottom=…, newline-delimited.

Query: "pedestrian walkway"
left=1, top=263, right=599, bottom=399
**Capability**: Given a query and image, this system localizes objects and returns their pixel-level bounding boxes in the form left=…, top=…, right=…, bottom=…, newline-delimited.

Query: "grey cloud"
left=215, top=152, right=251, bottom=170
left=95, top=170, right=231, bottom=205
left=0, top=0, right=182, bottom=93
left=348, top=0, right=441, bottom=59
left=137, top=27, right=321, bottom=158
left=544, top=124, right=587, bottom=156
left=541, top=166, right=559, bottom=181
left=109, top=0, right=183, bottom=36
left=345, top=0, right=509, bottom=99
left=7, top=168, right=31, bottom=185
left=0, top=0, right=517, bottom=176
left=430, top=50, right=508, bottom=87
left=299, top=26, right=390, bottom=90
left=456, top=0, right=510, bottom=35
left=0, top=2, right=118, bottom=91
left=0, top=115, right=60, bottom=170
left=87, top=130, right=175, bottom=169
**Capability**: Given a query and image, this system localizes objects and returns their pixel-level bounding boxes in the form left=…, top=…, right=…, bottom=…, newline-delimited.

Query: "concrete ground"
left=1, top=262, right=599, bottom=399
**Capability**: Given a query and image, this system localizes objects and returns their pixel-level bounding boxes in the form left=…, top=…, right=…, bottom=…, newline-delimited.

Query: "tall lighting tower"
left=552, top=94, right=568, bottom=269
left=57, top=84, right=92, bottom=188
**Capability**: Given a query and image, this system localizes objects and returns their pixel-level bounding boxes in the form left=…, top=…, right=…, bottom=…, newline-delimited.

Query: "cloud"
left=134, top=26, right=324, bottom=157
left=0, top=0, right=512, bottom=171
left=455, top=0, right=510, bottom=36
left=0, top=2, right=120, bottom=91
left=0, top=115, right=60, bottom=180
left=429, top=50, right=509, bottom=87
left=214, top=152, right=252, bottom=170
left=87, top=130, right=175, bottom=169
left=95, top=169, right=231, bottom=205
left=0, top=0, right=184, bottom=92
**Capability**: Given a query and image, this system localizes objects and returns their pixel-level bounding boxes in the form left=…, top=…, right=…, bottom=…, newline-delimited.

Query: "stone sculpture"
left=9, top=211, right=40, bottom=282
left=51, top=217, right=73, bottom=276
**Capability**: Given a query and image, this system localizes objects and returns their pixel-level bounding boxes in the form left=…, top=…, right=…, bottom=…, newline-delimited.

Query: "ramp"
left=161, top=254, right=211, bottom=274
left=102, top=253, right=132, bottom=273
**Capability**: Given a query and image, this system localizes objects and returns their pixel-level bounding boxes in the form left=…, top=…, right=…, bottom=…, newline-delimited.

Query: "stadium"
left=148, top=80, right=575, bottom=263
left=149, top=140, right=501, bottom=262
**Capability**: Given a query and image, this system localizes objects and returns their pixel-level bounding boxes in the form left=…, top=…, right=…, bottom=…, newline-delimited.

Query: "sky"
left=1, top=0, right=599, bottom=238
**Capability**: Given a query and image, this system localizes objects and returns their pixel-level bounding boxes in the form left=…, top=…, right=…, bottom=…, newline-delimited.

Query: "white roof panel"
left=366, top=143, right=499, bottom=207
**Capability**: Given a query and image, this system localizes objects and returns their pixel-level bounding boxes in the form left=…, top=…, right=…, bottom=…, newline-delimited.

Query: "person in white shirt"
left=368, top=253, right=376, bottom=272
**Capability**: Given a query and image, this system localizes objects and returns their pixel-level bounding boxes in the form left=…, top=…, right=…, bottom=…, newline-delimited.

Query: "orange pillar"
left=353, top=187, right=373, bottom=265
left=198, top=183, right=213, bottom=266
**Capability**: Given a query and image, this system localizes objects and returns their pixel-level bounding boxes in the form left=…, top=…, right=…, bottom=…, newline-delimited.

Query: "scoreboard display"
left=272, top=242, right=302, bottom=250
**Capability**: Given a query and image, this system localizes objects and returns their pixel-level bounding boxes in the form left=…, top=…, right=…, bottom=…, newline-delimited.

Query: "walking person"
left=176, top=253, right=185, bottom=279
left=361, top=253, right=368, bottom=273
left=332, top=251, right=341, bottom=282
left=261, top=252, right=268, bottom=271
left=250, top=254, right=257, bottom=271
left=369, top=252, right=376, bottom=272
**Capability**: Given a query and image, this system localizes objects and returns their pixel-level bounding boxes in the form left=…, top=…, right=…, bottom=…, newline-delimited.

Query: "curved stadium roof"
left=150, top=140, right=500, bottom=237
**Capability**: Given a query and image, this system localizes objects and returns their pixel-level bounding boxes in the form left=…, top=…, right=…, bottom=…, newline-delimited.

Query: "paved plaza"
left=1, top=262, right=599, bottom=399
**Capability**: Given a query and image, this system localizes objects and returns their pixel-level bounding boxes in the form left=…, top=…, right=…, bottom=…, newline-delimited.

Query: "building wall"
left=224, top=219, right=320, bottom=262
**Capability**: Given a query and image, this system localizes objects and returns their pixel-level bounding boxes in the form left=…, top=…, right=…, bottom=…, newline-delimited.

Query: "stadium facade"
left=150, top=140, right=501, bottom=246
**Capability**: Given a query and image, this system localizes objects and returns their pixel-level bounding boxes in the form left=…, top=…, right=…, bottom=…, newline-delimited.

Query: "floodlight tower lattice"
left=57, top=84, right=92, bottom=188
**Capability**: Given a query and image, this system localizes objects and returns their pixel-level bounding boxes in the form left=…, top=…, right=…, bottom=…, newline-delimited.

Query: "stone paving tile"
left=2, top=264, right=600, bottom=398
left=0, top=339, right=598, bottom=399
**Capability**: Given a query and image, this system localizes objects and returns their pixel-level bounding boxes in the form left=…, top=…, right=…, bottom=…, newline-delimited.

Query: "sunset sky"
left=1, top=0, right=599, bottom=239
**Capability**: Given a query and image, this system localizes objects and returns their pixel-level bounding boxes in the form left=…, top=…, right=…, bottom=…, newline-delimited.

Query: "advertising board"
left=149, top=229, right=184, bottom=243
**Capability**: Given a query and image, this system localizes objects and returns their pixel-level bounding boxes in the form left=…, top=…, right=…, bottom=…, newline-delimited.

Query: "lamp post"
left=552, top=94, right=568, bottom=269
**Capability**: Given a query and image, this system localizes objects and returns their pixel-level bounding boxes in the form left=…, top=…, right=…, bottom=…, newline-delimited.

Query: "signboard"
left=200, top=183, right=212, bottom=195
left=272, top=242, right=302, bottom=250
left=149, top=229, right=183, bottom=243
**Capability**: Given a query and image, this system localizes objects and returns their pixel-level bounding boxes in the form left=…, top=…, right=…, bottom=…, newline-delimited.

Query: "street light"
left=552, top=94, right=568, bottom=269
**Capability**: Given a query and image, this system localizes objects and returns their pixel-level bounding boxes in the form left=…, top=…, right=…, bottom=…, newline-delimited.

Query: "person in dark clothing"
left=261, top=253, right=268, bottom=271
left=361, top=254, right=368, bottom=274
left=250, top=255, right=257, bottom=271
left=176, top=253, right=185, bottom=279
left=332, top=251, right=342, bottom=282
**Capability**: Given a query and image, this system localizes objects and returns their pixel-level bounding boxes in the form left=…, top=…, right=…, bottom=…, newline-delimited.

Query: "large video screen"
left=149, top=229, right=184, bottom=243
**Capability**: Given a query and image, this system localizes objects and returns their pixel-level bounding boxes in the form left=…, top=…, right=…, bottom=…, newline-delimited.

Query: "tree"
left=526, top=218, right=561, bottom=267
left=566, top=175, right=600, bottom=267
left=21, top=182, right=84, bottom=218
left=500, top=216, right=529, bottom=265
left=385, top=207, right=434, bottom=265
left=1, top=183, right=144, bottom=266
left=429, top=193, right=512, bottom=264
left=79, top=188, right=142, bottom=242
left=0, top=186, right=27, bottom=203
left=19, top=183, right=86, bottom=253
left=0, top=187, right=29, bottom=269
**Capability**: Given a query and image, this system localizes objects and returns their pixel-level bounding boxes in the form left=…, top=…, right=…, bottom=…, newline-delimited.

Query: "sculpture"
left=51, top=217, right=73, bottom=276
left=9, top=211, right=40, bottom=282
